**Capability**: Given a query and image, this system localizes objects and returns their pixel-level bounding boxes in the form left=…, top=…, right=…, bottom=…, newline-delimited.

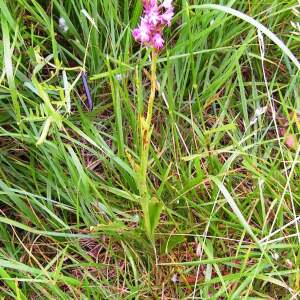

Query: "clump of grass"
left=0, top=0, right=299, bottom=298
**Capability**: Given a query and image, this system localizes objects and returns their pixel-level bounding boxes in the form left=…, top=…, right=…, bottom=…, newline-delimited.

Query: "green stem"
left=136, top=50, right=159, bottom=241
left=146, top=51, right=157, bottom=125
left=138, top=51, right=157, bottom=199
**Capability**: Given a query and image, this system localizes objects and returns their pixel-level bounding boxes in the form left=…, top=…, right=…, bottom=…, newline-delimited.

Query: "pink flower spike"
left=132, top=0, right=173, bottom=50
left=151, top=33, right=164, bottom=49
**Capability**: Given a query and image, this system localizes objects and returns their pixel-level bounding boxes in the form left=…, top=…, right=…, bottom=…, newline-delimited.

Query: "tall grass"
left=0, top=0, right=299, bottom=298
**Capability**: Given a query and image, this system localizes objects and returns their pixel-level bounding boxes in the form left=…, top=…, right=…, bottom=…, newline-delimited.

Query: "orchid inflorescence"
left=133, top=0, right=174, bottom=50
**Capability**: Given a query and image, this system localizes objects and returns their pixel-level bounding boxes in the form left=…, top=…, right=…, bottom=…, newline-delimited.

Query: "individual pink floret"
left=161, top=8, right=174, bottom=27
left=132, top=17, right=151, bottom=43
left=151, top=33, right=164, bottom=49
left=146, top=7, right=161, bottom=26
left=143, top=0, right=158, bottom=12
left=161, top=0, right=173, bottom=10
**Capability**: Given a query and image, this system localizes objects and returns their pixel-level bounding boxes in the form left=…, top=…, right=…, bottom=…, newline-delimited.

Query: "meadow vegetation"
left=0, top=0, right=299, bottom=298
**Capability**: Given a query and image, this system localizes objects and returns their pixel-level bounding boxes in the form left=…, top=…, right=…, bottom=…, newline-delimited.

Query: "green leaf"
left=162, top=235, right=186, bottom=254
left=147, top=197, right=163, bottom=240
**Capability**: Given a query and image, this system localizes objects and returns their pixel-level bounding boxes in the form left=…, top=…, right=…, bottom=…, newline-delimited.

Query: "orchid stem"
left=146, top=51, right=157, bottom=125
left=137, top=50, right=158, bottom=241
left=138, top=51, right=157, bottom=198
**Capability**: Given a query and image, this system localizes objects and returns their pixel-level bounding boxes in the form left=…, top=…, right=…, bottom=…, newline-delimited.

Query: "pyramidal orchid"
left=131, top=1, right=174, bottom=242
left=133, top=0, right=174, bottom=50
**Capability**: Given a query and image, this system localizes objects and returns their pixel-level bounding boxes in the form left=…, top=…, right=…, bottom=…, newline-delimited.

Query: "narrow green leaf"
left=209, top=176, right=261, bottom=245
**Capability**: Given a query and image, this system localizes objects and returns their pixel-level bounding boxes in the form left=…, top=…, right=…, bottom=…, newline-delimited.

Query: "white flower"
left=115, top=74, right=123, bottom=82
left=59, top=17, right=69, bottom=32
